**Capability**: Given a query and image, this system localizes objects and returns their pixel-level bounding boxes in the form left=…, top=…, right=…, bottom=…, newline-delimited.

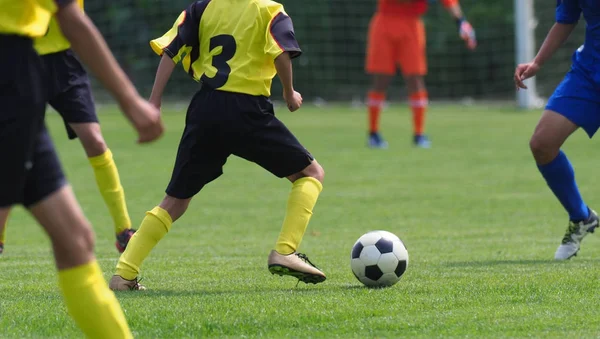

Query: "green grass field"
left=2, top=103, right=600, bottom=338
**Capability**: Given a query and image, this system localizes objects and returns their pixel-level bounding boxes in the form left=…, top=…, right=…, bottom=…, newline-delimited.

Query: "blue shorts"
left=546, top=68, right=600, bottom=138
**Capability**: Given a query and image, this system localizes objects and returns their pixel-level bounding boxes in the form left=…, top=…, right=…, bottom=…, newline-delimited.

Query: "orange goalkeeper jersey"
left=377, top=0, right=458, bottom=16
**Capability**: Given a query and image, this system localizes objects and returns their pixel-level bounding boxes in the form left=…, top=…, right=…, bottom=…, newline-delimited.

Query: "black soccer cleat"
left=115, top=228, right=136, bottom=253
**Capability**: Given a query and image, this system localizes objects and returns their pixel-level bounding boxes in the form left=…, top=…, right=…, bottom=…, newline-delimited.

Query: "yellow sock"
left=116, top=206, right=172, bottom=280
left=89, top=149, right=131, bottom=234
left=58, top=261, right=132, bottom=339
left=275, top=177, right=323, bottom=255
left=0, top=219, right=6, bottom=244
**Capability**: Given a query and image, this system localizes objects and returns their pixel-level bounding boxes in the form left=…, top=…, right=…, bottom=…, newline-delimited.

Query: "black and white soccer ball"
left=351, top=230, right=409, bottom=287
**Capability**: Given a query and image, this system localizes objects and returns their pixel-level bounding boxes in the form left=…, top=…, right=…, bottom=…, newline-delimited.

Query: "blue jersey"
left=556, top=0, right=600, bottom=76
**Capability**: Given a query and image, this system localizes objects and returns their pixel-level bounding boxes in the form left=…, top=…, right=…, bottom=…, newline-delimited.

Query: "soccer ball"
left=350, top=230, right=409, bottom=287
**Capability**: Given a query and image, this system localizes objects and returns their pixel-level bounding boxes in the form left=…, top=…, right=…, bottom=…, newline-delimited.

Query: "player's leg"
left=0, top=210, right=7, bottom=254
left=265, top=160, right=326, bottom=284
left=532, top=70, right=600, bottom=260
left=46, top=50, right=134, bottom=252
left=68, top=122, right=135, bottom=252
left=398, top=18, right=430, bottom=148
left=404, top=75, right=429, bottom=147
left=111, top=90, right=229, bottom=290
left=365, top=13, right=396, bottom=149
left=0, top=38, right=131, bottom=337
left=110, top=194, right=190, bottom=290
left=531, top=110, right=583, bottom=219
left=28, top=184, right=131, bottom=338
left=367, top=75, right=394, bottom=148
left=0, top=209, right=7, bottom=254
left=279, top=162, right=325, bottom=259
left=230, top=95, right=326, bottom=284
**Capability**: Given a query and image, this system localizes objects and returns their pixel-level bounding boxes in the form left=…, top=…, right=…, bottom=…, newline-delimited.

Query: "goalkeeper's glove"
left=457, top=18, right=477, bottom=50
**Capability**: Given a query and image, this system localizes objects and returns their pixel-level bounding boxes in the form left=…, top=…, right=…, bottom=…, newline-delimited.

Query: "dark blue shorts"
left=166, top=88, right=314, bottom=199
left=43, top=49, right=98, bottom=140
left=546, top=68, right=600, bottom=138
left=0, top=35, right=66, bottom=208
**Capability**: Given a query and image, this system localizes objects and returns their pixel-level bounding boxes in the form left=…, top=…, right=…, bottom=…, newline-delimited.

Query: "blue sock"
left=538, top=150, right=589, bottom=221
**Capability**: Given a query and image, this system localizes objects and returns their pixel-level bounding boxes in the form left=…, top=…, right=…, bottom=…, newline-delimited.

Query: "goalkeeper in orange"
left=365, top=0, right=477, bottom=149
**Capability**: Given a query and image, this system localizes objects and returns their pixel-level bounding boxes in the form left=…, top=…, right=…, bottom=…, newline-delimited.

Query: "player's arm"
left=274, top=53, right=302, bottom=112
left=267, top=12, right=303, bottom=112
left=515, top=1, right=580, bottom=90
left=149, top=55, right=176, bottom=110
left=148, top=2, right=205, bottom=108
left=55, top=1, right=163, bottom=143
left=440, top=0, right=476, bottom=50
left=534, top=23, right=577, bottom=67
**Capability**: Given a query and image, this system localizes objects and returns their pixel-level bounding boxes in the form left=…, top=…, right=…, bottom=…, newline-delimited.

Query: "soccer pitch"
left=2, top=104, right=600, bottom=337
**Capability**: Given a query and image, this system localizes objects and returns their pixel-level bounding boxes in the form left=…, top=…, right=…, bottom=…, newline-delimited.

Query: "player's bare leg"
left=367, top=74, right=394, bottom=149
left=69, top=122, right=107, bottom=158
left=110, top=194, right=190, bottom=290
left=29, top=186, right=131, bottom=337
left=268, top=160, right=327, bottom=284
left=530, top=110, right=597, bottom=260
left=69, top=122, right=135, bottom=253
left=29, top=186, right=95, bottom=269
left=404, top=75, right=430, bottom=148
left=530, top=110, right=577, bottom=165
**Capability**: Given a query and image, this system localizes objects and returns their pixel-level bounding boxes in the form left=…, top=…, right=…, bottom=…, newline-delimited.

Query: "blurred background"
left=84, top=0, right=584, bottom=105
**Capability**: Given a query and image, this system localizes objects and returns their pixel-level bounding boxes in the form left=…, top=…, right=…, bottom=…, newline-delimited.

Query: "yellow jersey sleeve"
left=264, top=7, right=301, bottom=60
left=150, top=1, right=205, bottom=65
left=35, top=0, right=84, bottom=55
left=150, top=10, right=190, bottom=64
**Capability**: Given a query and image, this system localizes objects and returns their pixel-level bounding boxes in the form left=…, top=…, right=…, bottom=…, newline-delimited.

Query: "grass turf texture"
left=1, top=104, right=600, bottom=338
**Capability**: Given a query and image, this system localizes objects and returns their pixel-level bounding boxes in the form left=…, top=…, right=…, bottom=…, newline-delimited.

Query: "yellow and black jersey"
left=151, top=0, right=301, bottom=97
left=0, top=0, right=72, bottom=38
left=35, top=0, right=84, bottom=55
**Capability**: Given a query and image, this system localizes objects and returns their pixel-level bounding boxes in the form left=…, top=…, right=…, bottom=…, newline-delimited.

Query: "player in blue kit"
left=515, top=0, right=600, bottom=260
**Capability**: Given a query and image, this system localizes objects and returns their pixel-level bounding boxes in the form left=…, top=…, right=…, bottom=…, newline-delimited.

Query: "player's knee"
left=304, top=162, right=325, bottom=183
left=52, top=221, right=95, bottom=267
left=83, top=134, right=107, bottom=157
left=404, top=76, right=425, bottom=94
left=529, top=135, right=557, bottom=163
left=70, top=221, right=95, bottom=253
left=371, top=74, right=393, bottom=92
left=77, top=222, right=95, bottom=253
left=73, top=124, right=107, bottom=157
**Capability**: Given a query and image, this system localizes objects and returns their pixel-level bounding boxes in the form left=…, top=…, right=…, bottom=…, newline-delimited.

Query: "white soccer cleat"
left=268, top=250, right=326, bottom=284
left=109, top=275, right=146, bottom=291
left=554, top=209, right=599, bottom=260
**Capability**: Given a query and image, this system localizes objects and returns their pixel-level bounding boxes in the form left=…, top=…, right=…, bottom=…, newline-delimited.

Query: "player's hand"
left=458, top=20, right=477, bottom=50
left=283, top=90, right=303, bottom=112
left=514, top=62, right=540, bottom=91
left=122, top=97, right=165, bottom=144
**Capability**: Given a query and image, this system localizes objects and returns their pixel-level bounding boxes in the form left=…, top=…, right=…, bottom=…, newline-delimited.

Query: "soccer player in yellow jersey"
left=0, top=0, right=136, bottom=256
left=110, top=0, right=326, bottom=290
left=0, top=0, right=163, bottom=337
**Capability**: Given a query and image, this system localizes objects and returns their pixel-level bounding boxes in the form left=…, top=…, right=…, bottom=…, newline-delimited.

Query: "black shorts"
left=0, top=35, right=66, bottom=208
left=43, top=49, right=97, bottom=140
left=166, top=88, right=314, bottom=199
